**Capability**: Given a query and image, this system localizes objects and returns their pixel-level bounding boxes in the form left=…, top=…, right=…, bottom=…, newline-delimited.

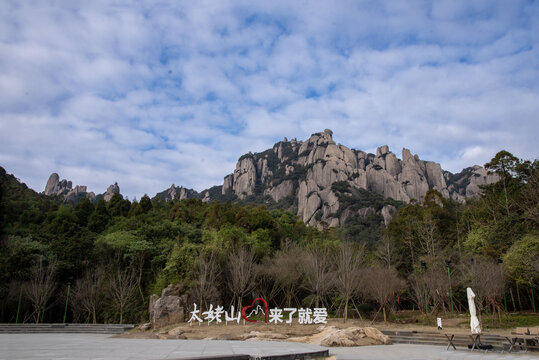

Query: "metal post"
left=63, top=281, right=71, bottom=323
left=15, top=286, right=23, bottom=324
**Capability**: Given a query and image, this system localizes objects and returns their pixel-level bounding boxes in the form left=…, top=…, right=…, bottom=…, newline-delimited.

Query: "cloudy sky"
left=1, top=1, right=538, bottom=199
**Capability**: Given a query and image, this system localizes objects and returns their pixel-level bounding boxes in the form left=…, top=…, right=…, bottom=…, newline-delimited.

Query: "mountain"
left=195, top=129, right=497, bottom=227
left=43, top=173, right=120, bottom=203
left=154, top=184, right=199, bottom=202
left=37, top=129, right=498, bottom=228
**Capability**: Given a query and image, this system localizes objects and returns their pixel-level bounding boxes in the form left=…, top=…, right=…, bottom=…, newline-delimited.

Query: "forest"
left=0, top=151, right=537, bottom=325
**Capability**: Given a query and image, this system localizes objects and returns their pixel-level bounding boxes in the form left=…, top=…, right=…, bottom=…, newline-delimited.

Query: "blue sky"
left=1, top=1, right=538, bottom=200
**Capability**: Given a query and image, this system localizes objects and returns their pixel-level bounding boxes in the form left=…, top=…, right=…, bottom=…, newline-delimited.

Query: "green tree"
left=88, top=200, right=111, bottom=233
left=139, top=195, right=152, bottom=213
left=107, top=193, right=131, bottom=217
left=503, top=234, right=539, bottom=288
left=74, top=197, right=94, bottom=226
left=485, top=150, right=519, bottom=216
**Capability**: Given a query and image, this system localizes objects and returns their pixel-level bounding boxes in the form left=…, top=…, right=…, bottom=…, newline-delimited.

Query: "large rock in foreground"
left=149, top=284, right=187, bottom=328
left=289, top=326, right=391, bottom=347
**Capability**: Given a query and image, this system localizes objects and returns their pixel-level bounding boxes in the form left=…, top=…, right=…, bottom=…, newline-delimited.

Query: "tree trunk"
left=119, top=304, right=123, bottom=324
left=344, top=296, right=349, bottom=322
left=510, top=287, right=516, bottom=311
left=383, top=305, right=387, bottom=322
left=530, top=288, right=536, bottom=313
left=517, top=284, right=523, bottom=310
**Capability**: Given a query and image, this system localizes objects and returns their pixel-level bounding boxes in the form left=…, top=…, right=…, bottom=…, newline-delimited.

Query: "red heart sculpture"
left=241, top=298, right=268, bottom=323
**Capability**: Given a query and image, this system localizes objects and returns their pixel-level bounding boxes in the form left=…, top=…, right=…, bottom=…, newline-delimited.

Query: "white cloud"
left=0, top=0, right=538, bottom=199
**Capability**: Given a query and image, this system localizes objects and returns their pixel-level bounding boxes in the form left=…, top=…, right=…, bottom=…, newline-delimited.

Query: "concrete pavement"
left=0, top=333, right=327, bottom=360
left=1, top=333, right=536, bottom=359
left=330, top=344, right=539, bottom=360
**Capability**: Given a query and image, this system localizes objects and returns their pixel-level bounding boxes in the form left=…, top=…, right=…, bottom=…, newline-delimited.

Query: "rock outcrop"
left=445, top=165, right=499, bottom=202
left=149, top=283, right=187, bottom=328
left=43, top=173, right=96, bottom=202
left=154, top=184, right=198, bottom=202
left=210, top=129, right=497, bottom=227
left=103, top=182, right=120, bottom=202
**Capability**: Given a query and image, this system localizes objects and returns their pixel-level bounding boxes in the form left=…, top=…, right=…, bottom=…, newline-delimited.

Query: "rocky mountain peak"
left=104, top=182, right=120, bottom=202
left=43, top=172, right=95, bottom=202
left=210, top=130, right=498, bottom=228
left=154, top=184, right=198, bottom=202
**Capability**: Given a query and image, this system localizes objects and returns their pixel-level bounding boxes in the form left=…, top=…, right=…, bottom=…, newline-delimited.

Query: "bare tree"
left=70, top=268, right=105, bottom=323
left=191, top=251, right=221, bottom=309
left=362, top=266, right=406, bottom=322
left=375, top=233, right=402, bottom=269
left=23, top=257, right=57, bottom=323
left=409, top=272, right=431, bottom=315
left=265, top=242, right=302, bottom=307
left=300, top=247, right=334, bottom=308
left=462, top=258, right=504, bottom=318
left=334, top=242, right=364, bottom=321
left=254, top=262, right=280, bottom=306
left=107, top=268, right=137, bottom=324
left=227, top=246, right=256, bottom=310
left=415, top=214, right=438, bottom=257
left=409, top=268, right=451, bottom=315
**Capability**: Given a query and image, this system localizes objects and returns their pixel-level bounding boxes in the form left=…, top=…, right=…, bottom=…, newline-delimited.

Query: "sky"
left=1, top=1, right=538, bottom=200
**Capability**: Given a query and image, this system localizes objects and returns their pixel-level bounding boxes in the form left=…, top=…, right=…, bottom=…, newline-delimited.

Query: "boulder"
left=149, top=284, right=186, bottom=328
left=289, top=326, right=390, bottom=347
left=363, top=327, right=391, bottom=344
left=168, top=326, right=184, bottom=337
left=139, top=322, right=152, bottom=331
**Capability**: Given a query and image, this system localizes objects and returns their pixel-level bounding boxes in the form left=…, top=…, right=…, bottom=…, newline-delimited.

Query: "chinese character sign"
left=188, top=301, right=327, bottom=325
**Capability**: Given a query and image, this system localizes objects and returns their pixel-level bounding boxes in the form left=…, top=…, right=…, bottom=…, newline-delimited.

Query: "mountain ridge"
left=39, top=129, right=498, bottom=227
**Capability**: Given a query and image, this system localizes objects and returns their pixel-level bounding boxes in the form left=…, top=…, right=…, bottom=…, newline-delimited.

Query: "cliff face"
left=217, top=129, right=498, bottom=226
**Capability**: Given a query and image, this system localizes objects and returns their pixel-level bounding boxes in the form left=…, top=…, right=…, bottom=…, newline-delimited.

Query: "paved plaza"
left=330, top=344, right=539, bottom=360
left=1, top=333, right=538, bottom=360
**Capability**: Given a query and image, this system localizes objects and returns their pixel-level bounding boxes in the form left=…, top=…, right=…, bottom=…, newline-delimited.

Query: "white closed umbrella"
left=467, top=287, right=481, bottom=334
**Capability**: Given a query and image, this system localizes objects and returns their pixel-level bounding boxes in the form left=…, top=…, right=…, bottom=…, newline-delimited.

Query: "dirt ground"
left=115, top=317, right=514, bottom=341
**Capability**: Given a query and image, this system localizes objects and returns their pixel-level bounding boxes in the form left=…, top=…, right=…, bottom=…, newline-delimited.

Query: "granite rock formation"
left=154, top=184, right=198, bottom=202
left=43, top=173, right=96, bottom=202
left=43, top=173, right=126, bottom=203
left=214, top=129, right=498, bottom=227
left=103, top=182, right=120, bottom=202
left=149, top=283, right=187, bottom=328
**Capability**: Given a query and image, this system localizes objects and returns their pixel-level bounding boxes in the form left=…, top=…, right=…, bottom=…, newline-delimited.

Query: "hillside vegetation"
left=0, top=151, right=537, bottom=325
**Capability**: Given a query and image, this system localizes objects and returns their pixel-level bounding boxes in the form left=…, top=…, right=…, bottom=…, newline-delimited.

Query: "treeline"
left=0, top=150, right=537, bottom=325
left=382, top=151, right=539, bottom=317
